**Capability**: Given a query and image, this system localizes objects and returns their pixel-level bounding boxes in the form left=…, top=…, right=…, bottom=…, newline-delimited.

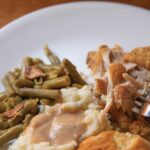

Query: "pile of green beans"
left=0, top=45, right=86, bottom=145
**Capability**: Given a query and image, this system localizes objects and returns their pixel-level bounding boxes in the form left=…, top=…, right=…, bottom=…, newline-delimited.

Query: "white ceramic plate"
left=0, top=1, right=150, bottom=89
left=0, top=2, right=150, bottom=148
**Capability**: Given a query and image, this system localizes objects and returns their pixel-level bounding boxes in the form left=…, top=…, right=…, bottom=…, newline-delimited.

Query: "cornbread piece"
left=123, top=46, right=150, bottom=70
left=77, top=131, right=150, bottom=150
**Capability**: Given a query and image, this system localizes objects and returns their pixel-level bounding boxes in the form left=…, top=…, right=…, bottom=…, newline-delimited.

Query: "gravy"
left=26, top=105, right=86, bottom=146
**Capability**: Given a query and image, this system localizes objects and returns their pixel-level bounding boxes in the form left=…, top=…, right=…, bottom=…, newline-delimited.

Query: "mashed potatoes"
left=9, top=86, right=111, bottom=150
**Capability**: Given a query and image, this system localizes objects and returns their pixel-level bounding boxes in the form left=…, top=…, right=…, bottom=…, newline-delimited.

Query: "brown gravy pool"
left=26, top=105, right=86, bottom=146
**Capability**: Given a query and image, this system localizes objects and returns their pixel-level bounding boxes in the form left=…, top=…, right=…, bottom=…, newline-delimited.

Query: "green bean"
left=0, top=124, right=23, bottom=145
left=6, top=96, right=23, bottom=110
left=2, top=76, right=15, bottom=96
left=72, top=83, right=83, bottom=89
left=30, top=106, right=39, bottom=115
left=43, top=75, right=71, bottom=89
left=38, top=64, right=63, bottom=76
left=3, top=100, right=11, bottom=112
left=34, top=85, right=42, bottom=89
left=18, top=88, right=61, bottom=99
left=22, top=57, right=34, bottom=67
left=8, top=115, right=22, bottom=127
left=45, top=66, right=66, bottom=80
left=20, top=99, right=39, bottom=115
left=57, top=66, right=66, bottom=76
left=0, top=119, right=9, bottom=129
left=6, top=72, right=16, bottom=82
left=13, top=68, right=21, bottom=78
left=34, top=77, right=43, bottom=85
left=7, top=99, right=39, bottom=127
left=0, top=92, right=7, bottom=102
left=33, top=58, right=44, bottom=64
left=46, top=69, right=58, bottom=80
left=0, top=102, right=6, bottom=113
left=23, top=114, right=33, bottom=129
left=40, top=98, right=53, bottom=106
left=44, top=45, right=61, bottom=65
left=0, top=130, right=6, bottom=136
left=6, top=72, right=19, bottom=93
left=2, top=96, right=21, bottom=112
left=21, top=57, right=34, bottom=78
left=62, top=59, right=86, bottom=85
left=38, top=64, right=55, bottom=71
left=4, top=102, right=25, bottom=127
left=15, top=78, right=34, bottom=88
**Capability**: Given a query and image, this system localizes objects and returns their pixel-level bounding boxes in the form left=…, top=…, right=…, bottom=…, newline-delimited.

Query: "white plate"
left=0, top=2, right=150, bottom=148
left=0, top=1, right=150, bottom=88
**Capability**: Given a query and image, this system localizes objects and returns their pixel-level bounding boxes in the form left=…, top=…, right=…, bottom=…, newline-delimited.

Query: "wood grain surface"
left=0, top=0, right=150, bottom=28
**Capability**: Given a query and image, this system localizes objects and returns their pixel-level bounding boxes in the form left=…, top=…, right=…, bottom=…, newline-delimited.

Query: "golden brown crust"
left=108, top=63, right=126, bottom=87
left=129, top=119, right=150, bottom=140
left=123, top=46, right=150, bottom=70
left=113, top=84, right=137, bottom=116
left=109, top=106, right=132, bottom=131
left=78, top=131, right=118, bottom=150
left=78, top=131, right=150, bottom=150
left=95, top=79, right=107, bottom=95
left=86, top=45, right=109, bottom=74
left=86, top=51, right=97, bottom=72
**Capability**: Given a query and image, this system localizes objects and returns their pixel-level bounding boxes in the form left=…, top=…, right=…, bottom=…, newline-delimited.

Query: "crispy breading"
left=86, top=45, right=109, bottom=74
left=129, top=119, right=150, bottom=140
left=86, top=51, right=97, bottom=71
left=108, top=63, right=126, bottom=87
left=123, top=73, right=144, bottom=89
left=113, top=83, right=137, bottom=116
left=123, top=46, right=150, bottom=70
left=77, top=131, right=150, bottom=150
left=86, top=45, right=124, bottom=75
left=109, top=105, right=132, bottom=131
left=94, top=78, right=107, bottom=95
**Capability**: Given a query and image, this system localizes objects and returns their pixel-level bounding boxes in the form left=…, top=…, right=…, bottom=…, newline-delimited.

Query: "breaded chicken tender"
left=108, top=63, right=126, bottom=87
left=123, top=46, right=150, bottom=70
left=86, top=45, right=109, bottom=74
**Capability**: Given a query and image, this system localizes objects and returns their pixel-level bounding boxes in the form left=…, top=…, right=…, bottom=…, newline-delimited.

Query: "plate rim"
left=0, top=1, right=150, bottom=35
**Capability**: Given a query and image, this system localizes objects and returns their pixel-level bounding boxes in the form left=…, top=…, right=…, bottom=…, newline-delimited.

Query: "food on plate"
left=0, top=44, right=150, bottom=150
left=86, top=44, right=124, bottom=75
left=77, top=131, right=150, bottom=150
left=0, top=124, right=23, bottom=146
left=0, top=46, right=87, bottom=146
left=108, top=63, right=126, bottom=87
left=9, top=86, right=112, bottom=150
left=123, top=46, right=150, bottom=70
left=86, top=45, right=150, bottom=140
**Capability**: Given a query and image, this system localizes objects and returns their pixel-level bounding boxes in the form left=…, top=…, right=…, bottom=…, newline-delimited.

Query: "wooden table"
left=0, top=0, right=150, bottom=28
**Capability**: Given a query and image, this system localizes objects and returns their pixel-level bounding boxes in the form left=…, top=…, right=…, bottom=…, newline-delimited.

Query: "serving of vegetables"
left=0, top=45, right=86, bottom=145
